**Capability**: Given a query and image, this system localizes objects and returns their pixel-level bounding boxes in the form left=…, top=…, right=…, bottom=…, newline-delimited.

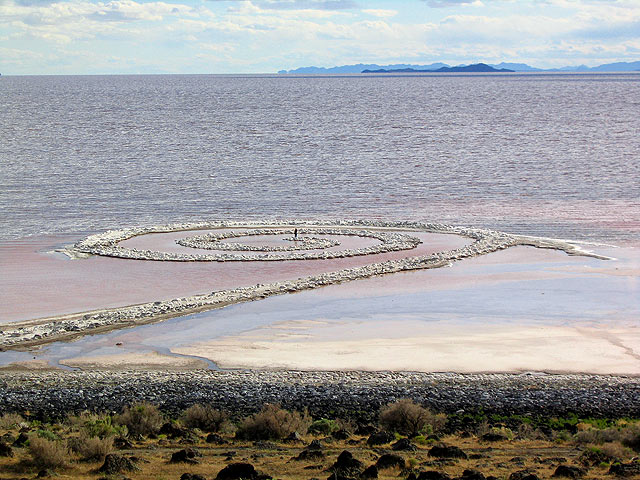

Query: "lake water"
left=1, top=73, right=639, bottom=372
left=2, top=73, right=639, bottom=244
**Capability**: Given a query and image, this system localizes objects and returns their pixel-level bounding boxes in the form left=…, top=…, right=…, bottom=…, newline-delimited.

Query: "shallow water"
left=0, top=231, right=467, bottom=322
left=4, top=245, right=637, bottom=371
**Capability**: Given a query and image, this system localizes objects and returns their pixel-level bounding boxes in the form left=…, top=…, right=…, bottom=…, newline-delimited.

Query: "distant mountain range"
left=362, top=63, right=514, bottom=73
left=278, top=60, right=640, bottom=74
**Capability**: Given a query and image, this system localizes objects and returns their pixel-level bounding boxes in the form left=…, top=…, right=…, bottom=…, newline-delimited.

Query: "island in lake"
left=362, top=63, right=514, bottom=73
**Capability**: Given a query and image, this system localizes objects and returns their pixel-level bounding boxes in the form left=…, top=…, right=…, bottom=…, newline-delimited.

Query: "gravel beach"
left=1, top=370, right=638, bottom=420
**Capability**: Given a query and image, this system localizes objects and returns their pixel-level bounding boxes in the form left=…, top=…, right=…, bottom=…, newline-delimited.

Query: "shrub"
left=68, top=432, right=113, bottom=461
left=0, top=413, right=25, bottom=429
left=68, top=412, right=127, bottom=438
left=517, top=422, right=547, bottom=440
left=181, top=404, right=230, bottom=433
left=308, top=418, right=339, bottom=435
left=28, top=435, right=70, bottom=469
left=115, top=402, right=163, bottom=438
left=235, top=404, right=311, bottom=440
left=621, top=424, right=640, bottom=452
left=379, top=399, right=446, bottom=437
left=35, top=429, right=59, bottom=441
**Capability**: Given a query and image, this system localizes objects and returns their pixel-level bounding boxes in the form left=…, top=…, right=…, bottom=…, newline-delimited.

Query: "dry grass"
left=181, top=404, right=231, bottom=433
left=379, top=398, right=446, bottom=436
left=0, top=427, right=635, bottom=480
left=68, top=432, right=114, bottom=461
left=115, top=402, right=163, bottom=438
left=235, top=404, right=312, bottom=440
left=0, top=413, right=25, bottom=429
left=0, top=411, right=637, bottom=480
left=28, top=435, right=70, bottom=469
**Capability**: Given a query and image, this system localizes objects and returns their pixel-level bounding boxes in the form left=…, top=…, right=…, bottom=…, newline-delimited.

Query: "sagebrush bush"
left=0, top=413, right=25, bottom=429
left=379, top=399, right=446, bottom=437
left=68, top=432, right=113, bottom=461
left=29, top=435, right=70, bottom=469
left=181, top=404, right=230, bottom=432
left=308, top=418, right=339, bottom=435
left=235, top=404, right=311, bottom=440
left=115, top=402, right=163, bottom=438
left=621, top=423, right=640, bottom=452
left=517, top=422, right=547, bottom=440
left=67, top=412, right=127, bottom=438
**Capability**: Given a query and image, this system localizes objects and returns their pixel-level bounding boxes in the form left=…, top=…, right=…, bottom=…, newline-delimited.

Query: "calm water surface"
left=2, top=73, right=639, bottom=244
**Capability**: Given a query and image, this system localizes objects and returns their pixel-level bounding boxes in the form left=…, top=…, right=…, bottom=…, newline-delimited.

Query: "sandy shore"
left=172, top=322, right=640, bottom=375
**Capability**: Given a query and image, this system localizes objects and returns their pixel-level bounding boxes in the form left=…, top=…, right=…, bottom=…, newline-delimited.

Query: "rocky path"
left=1, top=370, right=637, bottom=420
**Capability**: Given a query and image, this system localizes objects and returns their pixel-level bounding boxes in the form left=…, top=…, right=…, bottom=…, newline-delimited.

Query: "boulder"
left=216, top=462, right=271, bottom=480
left=99, top=453, right=138, bottom=475
left=361, top=465, right=378, bottom=479
left=428, top=445, right=468, bottom=459
left=481, top=432, right=508, bottom=442
left=326, top=450, right=364, bottom=477
left=113, top=437, right=133, bottom=449
left=181, top=475, right=207, bottom=480
left=170, top=448, right=202, bottom=464
left=551, top=465, right=586, bottom=478
left=375, top=453, right=405, bottom=470
left=355, top=424, right=377, bottom=436
left=508, top=471, right=541, bottom=480
left=294, top=448, right=325, bottom=461
left=367, top=431, right=395, bottom=446
left=0, top=441, right=14, bottom=457
left=416, top=472, right=451, bottom=480
left=12, top=432, right=29, bottom=447
left=332, top=429, right=351, bottom=440
left=608, top=462, right=640, bottom=477
left=160, top=422, right=186, bottom=438
left=392, top=438, right=416, bottom=451
left=459, top=469, right=486, bottom=480
left=285, top=431, right=303, bottom=442
left=578, top=449, right=618, bottom=467
left=206, top=433, right=227, bottom=444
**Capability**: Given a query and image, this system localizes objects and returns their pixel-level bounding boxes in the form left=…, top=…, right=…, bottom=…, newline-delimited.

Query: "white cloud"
left=1, top=0, right=639, bottom=73
left=361, top=9, right=397, bottom=18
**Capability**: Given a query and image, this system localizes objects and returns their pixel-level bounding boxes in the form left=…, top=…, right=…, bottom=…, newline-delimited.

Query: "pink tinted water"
left=0, top=231, right=469, bottom=323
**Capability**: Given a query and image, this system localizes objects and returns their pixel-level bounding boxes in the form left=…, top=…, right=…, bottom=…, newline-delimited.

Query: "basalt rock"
left=508, top=471, right=541, bottom=480
left=416, top=472, right=452, bottom=480
left=608, top=461, right=640, bottom=477
left=0, top=441, right=14, bottom=457
left=170, top=448, right=202, bottom=464
left=216, top=462, right=271, bottom=480
left=367, top=431, right=396, bottom=446
left=551, top=465, right=586, bottom=478
left=99, top=453, right=138, bottom=474
left=428, top=445, right=468, bottom=459
left=181, top=474, right=207, bottom=480
left=327, top=450, right=364, bottom=478
left=392, top=438, right=417, bottom=451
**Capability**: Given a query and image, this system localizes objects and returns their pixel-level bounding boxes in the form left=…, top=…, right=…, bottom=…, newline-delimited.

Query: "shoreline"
left=0, top=220, right=607, bottom=350
left=1, top=370, right=638, bottom=419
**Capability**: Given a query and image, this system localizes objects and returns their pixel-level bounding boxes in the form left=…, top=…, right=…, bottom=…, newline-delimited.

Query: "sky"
left=1, top=0, right=639, bottom=74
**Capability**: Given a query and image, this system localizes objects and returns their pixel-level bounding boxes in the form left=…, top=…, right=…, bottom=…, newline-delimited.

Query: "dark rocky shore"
left=1, top=370, right=638, bottom=421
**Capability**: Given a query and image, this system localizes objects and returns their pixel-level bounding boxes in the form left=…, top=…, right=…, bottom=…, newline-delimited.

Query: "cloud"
left=362, top=8, right=396, bottom=18
left=1, top=0, right=639, bottom=74
left=422, top=0, right=480, bottom=7
left=208, top=0, right=358, bottom=10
